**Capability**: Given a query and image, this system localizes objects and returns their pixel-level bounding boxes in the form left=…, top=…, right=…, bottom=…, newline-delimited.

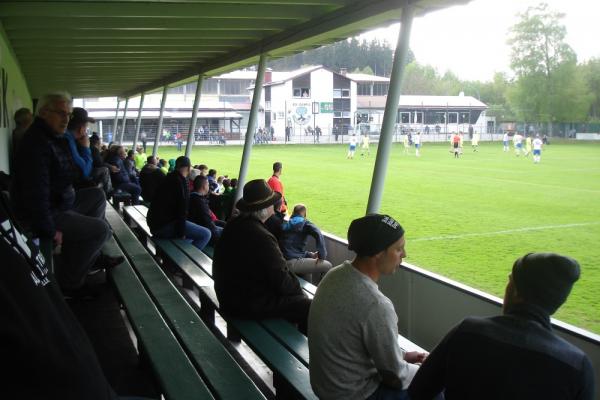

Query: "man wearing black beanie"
left=409, top=252, right=595, bottom=400
left=308, top=214, right=428, bottom=400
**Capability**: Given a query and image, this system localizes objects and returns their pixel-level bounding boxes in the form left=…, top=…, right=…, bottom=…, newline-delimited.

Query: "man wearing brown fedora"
left=213, top=179, right=311, bottom=332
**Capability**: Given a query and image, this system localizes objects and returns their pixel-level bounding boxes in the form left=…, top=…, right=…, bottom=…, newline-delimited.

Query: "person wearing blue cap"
left=308, top=214, right=427, bottom=400
left=409, top=252, right=595, bottom=400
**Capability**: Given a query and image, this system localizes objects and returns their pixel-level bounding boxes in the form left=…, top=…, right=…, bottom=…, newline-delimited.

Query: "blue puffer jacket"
left=106, top=154, right=131, bottom=186
left=279, top=216, right=327, bottom=260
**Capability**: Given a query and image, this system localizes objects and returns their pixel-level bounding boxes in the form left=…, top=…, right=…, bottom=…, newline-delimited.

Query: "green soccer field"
left=154, top=140, right=600, bottom=333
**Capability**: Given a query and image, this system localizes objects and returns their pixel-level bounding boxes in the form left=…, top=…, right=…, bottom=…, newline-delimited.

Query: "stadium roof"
left=0, top=0, right=471, bottom=99
left=357, top=95, right=487, bottom=109
left=345, top=73, right=391, bottom=82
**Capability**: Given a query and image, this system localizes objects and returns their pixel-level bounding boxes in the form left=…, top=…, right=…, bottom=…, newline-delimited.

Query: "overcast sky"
left=360, top=0, right=600, bottom=82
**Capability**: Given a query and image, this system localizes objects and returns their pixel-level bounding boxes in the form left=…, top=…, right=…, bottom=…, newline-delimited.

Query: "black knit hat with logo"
left=347, top=214, right=405, bottom=257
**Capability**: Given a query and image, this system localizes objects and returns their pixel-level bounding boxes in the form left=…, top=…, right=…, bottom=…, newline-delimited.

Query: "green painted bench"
left=156, top=238, right=317, bottom=400
left=105, top=205, right=266, bottom=400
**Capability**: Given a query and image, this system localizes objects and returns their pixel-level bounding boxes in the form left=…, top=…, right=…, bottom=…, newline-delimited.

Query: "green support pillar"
left=366, top=6, right=415, bottom=214
left=132, top=93, right=145, bottom=151
left=152, top=86, right=168, bottom=158
left=185, top=75, right=204, bottom=159
left=235, top=54, right=268, bottom=203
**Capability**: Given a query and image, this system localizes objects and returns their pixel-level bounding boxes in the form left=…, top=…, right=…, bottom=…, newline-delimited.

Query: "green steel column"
left=185, top=75, right=204, bottom=159
left=152, top=86, right=168, bottom=158
left=235, top=54, right=268, bottom=203
left=119, top=97, right=129, bottom=144
left=132, top=93, right=145, bottom=151
left=112, top=99, right=120, bottom=142
left=366, top=6, right=415, bottom=214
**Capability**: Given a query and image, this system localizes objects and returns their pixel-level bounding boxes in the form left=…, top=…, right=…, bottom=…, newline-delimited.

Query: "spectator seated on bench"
left=0, top=197, right=122, bottom=399
left=213, top=179, right=311, bottom=333
left=279, top=204, right=332, bottom=285
left=148, top=156, right=211, bottom=251
left=106, top=145, right=141, bottom=205
left=409, top=253, right=595, bottom=400
left=188, top=175, right=224, bottom=246
left=90, top=133, right=113, bottom=197
left=308, top=214, right=426, bottom=400
left=139, top=156, right=165, bottom=204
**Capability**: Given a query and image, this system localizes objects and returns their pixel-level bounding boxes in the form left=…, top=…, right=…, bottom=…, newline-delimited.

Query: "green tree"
left=580, top=58, right=600, bottom=121
left=268, top=38, right=412, bottom=77
left=507, top=3, right=591, bottom=131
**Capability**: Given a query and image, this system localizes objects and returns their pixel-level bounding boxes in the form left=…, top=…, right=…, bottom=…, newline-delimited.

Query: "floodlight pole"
left=112, top=99, right=120, bottom=143
left=119, top=97, right=129, bottom=144
left=132, top=93, right=145, bottom=151
left=235, top=53, right=268, bottom=204
left=186, top=75, right=204, bottom=159
left=366, top=6, right=415, bottom=214
left=152, top=86, right=168, bottom=158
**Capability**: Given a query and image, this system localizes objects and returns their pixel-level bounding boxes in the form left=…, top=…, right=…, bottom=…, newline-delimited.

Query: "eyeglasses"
left=47, top=109, right=71, bottom=119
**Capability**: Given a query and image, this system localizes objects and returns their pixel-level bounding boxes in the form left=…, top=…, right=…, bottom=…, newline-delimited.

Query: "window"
left=333, top=98, right=350, bottom=112
left=373, top=83, right=389, bottom=96
left=333, top=89, right=342, bottom=98
left=357, top=83, right=372, bottom=96
left=201, top=79, right=218, bottom=95
left=435, top=112, right=446, bottom=124
left=342, top=89, right=350, bottom=98
left=448, top=112, right=458, bottom=124
left=400, top=112, right=410, bottom=124
left=293, top=88, right=310, bottom=98
left=459, top=112, right=470, bottom=124
left=220, top=79, right=252, bottom=95
left=168, top=85, right=185, bottom=94
left=293, top=74, right=311, bottom=98
left=414, top=112, right=423, bottom=124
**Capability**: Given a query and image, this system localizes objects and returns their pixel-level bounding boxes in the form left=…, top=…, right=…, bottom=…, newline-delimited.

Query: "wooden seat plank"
left=103, top=237, right=214, bottom=400
left=106, top=206, right=265, bottom=400
left=229, top=319, right=318, bottom=400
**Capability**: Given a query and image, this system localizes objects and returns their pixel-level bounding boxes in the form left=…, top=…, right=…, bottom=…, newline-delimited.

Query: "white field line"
left=412, top=222, right=600, bottom=242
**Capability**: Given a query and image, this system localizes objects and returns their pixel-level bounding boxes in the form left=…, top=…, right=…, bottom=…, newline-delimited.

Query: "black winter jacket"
left=139, top=164, right=165, bottom=203
left=188, top=192, right=219, bottom=236
left=213, top=215, right=306, bottom=317
left=147, top=171, right=189, bottom=237
left=409, top=303, right=596, bottom=400
left=11, top=117, right=77, bottom=238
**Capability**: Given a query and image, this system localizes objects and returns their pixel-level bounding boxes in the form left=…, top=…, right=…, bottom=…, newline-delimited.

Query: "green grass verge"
left=153, top=140, right=600, bottom=334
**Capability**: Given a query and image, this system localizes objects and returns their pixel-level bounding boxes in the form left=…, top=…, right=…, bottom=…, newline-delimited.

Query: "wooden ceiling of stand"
left=0, top=0, right=470, bottom=98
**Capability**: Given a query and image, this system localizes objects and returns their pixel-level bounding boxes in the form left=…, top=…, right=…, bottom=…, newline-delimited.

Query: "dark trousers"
left=54, top=187, right=110, bottom=289
left=116, top=182, right=141, bottom=204
left=92, top=166, right=112, bottom=196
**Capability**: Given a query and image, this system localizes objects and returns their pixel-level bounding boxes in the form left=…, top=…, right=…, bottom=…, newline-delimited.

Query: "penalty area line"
left=411, top=222, right=600, bottom=242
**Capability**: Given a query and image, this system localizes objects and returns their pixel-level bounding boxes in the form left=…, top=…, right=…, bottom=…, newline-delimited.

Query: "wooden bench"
left=105, top=205, right=266, bottom=400
left=156, top=238, right=317, bottom=399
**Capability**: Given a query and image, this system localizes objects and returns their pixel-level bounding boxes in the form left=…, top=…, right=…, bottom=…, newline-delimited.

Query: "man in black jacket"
left=409, top=252, right=596, bottom=400
left=139, top=155, right=164, bottom=204
left=188, top=175, right=223, bottom=245
left=147, top=156, right=211, bottom=250
left=11, top=93, right=121, bottom=294
left=213, top=179, right=311, bottom=333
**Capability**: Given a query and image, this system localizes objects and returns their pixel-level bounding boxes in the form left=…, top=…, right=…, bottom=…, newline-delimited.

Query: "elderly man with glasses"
left=11, top=92, right=122, bottom=298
